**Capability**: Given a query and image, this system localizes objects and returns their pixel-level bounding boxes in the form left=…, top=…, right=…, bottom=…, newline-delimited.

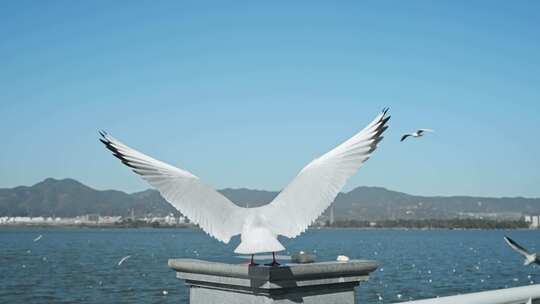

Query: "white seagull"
left=400, top=129, right=434, bottom=142
left=100, top=108, right=390, bottom=265
left=504, top=236, right=539, bottom=266
left=117, top=255, right=131, bottom=266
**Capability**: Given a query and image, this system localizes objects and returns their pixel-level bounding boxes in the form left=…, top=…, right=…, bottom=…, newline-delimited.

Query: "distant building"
left=164, top=214, right=177, bottom=225
left=99, top=216, right=122, bottom=224
left=531, top=216, right=539, bottom=229
left=84, top=214, right=99, bottom=223
left=178, top=216, right=188, bottom=224
left=457, top=212, right=522, bottom=221
left=523, top=215, right=540, bottom=229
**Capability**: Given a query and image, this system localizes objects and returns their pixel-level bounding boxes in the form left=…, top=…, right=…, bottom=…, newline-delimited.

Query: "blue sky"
left=1, top=1, right=539, bottom=197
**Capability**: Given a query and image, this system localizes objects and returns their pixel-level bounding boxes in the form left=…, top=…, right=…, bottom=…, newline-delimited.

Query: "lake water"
left=1, top=228, right=539, bottom=303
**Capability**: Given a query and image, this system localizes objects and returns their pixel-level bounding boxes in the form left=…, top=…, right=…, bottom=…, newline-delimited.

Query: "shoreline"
left=0, top=224, right=535, bottom=231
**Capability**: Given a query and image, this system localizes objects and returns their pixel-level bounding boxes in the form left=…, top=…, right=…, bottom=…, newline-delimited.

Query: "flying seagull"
left=99, top=108, right=390, bottom=266
left=504, top=236, right=539, bottom=266
left=117, top=255, right=131, bottom=266
left=400, top=129, right=434, bottom=142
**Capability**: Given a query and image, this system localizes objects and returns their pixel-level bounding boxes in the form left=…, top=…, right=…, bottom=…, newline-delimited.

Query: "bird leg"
left=249, top=254, right=259, bottom=266
left=267, top=252, right=280, bottom=266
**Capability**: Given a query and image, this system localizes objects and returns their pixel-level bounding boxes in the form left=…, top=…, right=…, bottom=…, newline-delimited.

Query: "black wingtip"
left=504, top=236, right=518, bottom=247
left=382, top=107, right=389, bottom=115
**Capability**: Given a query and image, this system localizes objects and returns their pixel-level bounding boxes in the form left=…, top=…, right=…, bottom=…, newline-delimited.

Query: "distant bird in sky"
left=100, top=108, right=389, bottom=266
left=504, top=236, right=539, bottom=266
left=117, top=255, right=131, bottom=266
left=400, top=129, right=434, bottom=142
left=33, top=234, right=43, bottom=242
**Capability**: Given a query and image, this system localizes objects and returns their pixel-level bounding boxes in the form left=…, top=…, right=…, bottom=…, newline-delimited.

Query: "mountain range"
left=1, top=178, right=539, bottom=220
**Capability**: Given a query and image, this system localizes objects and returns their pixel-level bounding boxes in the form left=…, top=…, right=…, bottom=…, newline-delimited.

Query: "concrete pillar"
left=168, top=258, right=378, bottom=304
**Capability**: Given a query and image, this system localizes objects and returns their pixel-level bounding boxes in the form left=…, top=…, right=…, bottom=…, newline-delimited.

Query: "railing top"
left=397, top=284, right=540, bottom=304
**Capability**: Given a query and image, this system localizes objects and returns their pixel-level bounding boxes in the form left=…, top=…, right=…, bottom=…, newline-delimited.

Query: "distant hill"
left=0, top=178, right=178, bottom=217
left=1, top=178, right=540, bottom=220
left=331, top=186, right=540, bottom=220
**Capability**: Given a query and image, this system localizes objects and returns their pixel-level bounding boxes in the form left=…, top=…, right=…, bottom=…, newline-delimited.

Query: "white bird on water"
left=400, top=129, right=434, bottom=142
left=504, top=236, right=540, bottom=266
left=100, top=108, right=390, bottom=266
left=117, top=255, right=131, bottom=266
left=33, top=235, right=43, bottom=242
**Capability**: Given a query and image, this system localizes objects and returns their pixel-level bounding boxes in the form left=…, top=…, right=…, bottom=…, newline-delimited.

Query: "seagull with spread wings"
left=100, top=108, right=390, bottom=266
left=504, top=236, right=539, bottom=266
left=400, top=128, right=434, bottom=142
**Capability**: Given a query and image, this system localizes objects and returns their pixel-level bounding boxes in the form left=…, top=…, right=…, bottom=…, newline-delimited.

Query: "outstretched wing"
left=417, top=128, right=434, bottom=135
left=504, top=236, right=530, bottom=257
left=99, top=132, right=246, bottom=243
left=401, top=134, right=411, bottom=142
left=258, top=109, right=390, bottom=238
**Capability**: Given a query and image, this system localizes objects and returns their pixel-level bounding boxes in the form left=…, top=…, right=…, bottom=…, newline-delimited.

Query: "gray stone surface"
left=291, top=251, right=317, bottom=264
left=168, top=258, right=378, bottom=304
